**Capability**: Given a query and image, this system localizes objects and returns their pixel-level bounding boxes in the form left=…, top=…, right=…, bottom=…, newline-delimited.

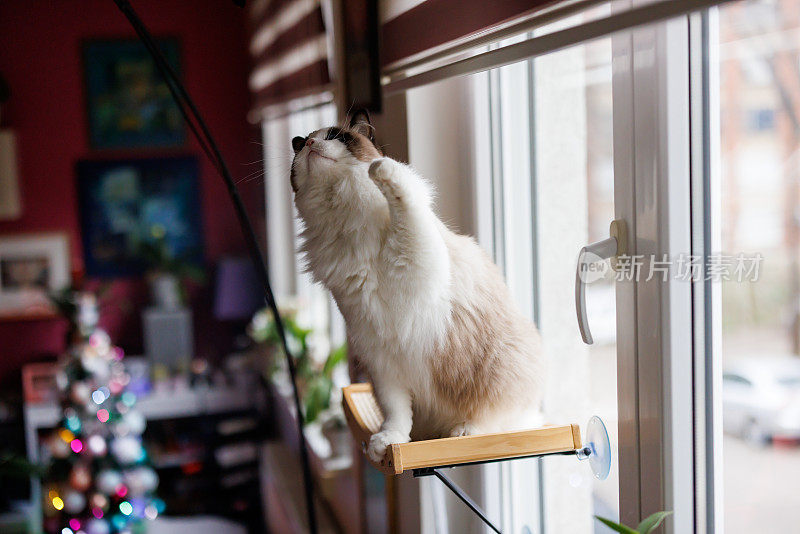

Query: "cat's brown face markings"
left=290, top=110, right=381, bottom=193
left=325, top=127, right=382, bottom=162
left=292, top=126, right=381, bottom=163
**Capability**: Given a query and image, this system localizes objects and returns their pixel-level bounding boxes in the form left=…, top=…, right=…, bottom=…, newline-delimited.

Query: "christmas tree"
left=43, top=291, right=162, bottom=534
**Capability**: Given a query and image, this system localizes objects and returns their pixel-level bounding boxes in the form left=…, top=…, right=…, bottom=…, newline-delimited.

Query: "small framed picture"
left=0, top=233, right=70, bottom=317
left=83, top=38, right=185, bottom=150
left=76, top=156, right=203, bottom=277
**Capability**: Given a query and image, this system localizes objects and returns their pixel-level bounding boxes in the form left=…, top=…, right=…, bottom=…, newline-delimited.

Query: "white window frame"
left=613, top=7, right=697, bottom=530
left=609, top=2, right=720, bottom=531
left=473, top=50, right=543, bottom=534
left=688, top=8, right=723, bottom=534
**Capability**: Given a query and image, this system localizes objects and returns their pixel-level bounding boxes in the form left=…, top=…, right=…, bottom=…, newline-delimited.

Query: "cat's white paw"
left=368, top=158, right=404, bottom=200
left=368, top=157, right=396, bottom=180
left=448, top=422, right=481, bottom=437
left=367, top=429, right=409, bottom=463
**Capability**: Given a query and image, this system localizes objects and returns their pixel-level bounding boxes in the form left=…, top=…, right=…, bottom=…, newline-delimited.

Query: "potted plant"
left=595, top=511, right=672, bottom=533
left=138, top=225, right=204, bottom=309
left=248, top=305, right=349, bottom=449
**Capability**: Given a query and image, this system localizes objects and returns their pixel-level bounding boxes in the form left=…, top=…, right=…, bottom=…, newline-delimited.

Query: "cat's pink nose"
left=306, top=138, right=315, bottom=146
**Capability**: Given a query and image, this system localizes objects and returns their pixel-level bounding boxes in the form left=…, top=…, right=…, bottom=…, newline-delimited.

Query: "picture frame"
left=0, top=130, right=22, bottom=220
left=76, top=156, right=204, bottom=277
left=83, top=38, right=185, bottom=150
left=0, top=233, right=70, bottom=317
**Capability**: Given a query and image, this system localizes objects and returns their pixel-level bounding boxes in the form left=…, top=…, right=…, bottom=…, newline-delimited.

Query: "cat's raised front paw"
left=367, top=429, right=409, bottom=463
left=368, top=157, right=396, bottom=180
left=368, top=158, right=407, bottom=203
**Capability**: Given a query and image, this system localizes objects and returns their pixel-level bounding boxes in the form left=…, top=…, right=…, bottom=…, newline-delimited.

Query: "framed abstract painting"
left=76, top=157, right=203, bottom=277
left=83, top=38, right=185, bottom=149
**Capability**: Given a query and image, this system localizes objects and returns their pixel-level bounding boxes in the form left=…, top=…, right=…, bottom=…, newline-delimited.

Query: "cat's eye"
left=292, top=136, right=306, bottom=152
left=325, top=127, right=352, bottom=143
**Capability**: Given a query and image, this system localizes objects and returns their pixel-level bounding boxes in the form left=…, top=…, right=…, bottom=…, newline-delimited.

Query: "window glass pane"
left=532, top=36, right=618, bottom=534
left=714, top=1, right=800, bottom=531
left=477, top=34, right=619, bottom=534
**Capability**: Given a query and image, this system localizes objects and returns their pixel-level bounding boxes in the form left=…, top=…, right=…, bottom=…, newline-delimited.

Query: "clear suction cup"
left=578, top=415, right=612, bottom=480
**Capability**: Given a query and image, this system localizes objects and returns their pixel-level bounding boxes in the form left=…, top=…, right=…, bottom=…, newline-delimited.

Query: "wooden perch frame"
left=342, top=383, right=582, bottom=475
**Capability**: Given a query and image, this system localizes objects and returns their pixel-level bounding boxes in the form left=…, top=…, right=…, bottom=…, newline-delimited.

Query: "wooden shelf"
left=342, top=383, right=582, bottom=475
left=0, top=308, right=59, bottom=322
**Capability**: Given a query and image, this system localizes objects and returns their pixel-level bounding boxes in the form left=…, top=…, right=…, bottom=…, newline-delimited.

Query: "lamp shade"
left=214, top=256, right=262, bottom=320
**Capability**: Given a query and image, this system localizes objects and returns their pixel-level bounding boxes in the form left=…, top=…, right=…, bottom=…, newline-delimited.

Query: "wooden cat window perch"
left=342, top=383, right=612, bottom=533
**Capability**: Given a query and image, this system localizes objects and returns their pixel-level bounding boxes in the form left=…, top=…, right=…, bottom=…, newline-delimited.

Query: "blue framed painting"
left=83, top=38, right=185, bottom=149
left=76, top=157, right=204, bottom=277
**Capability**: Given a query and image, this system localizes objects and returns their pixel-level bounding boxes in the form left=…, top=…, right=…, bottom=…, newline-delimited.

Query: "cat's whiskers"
left=236, top=167, right=266, bottom=184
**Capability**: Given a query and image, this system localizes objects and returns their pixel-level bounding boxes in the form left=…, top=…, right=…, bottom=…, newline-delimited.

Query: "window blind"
left=381, top=0, right=738, bottom=94
left=381, top=0, right=557, bottom=69
left=247, top=0, right=334, bottom=118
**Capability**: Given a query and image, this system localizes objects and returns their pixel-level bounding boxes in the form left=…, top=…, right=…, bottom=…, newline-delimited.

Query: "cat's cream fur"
left=291, top=116, right=544, bottom=462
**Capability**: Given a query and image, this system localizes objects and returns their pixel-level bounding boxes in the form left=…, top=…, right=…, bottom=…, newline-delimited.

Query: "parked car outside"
left=722, top=356, right=800, bottom=445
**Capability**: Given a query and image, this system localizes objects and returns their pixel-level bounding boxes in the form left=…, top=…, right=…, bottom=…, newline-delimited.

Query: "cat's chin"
left=309, top=149, right=336, bottom=163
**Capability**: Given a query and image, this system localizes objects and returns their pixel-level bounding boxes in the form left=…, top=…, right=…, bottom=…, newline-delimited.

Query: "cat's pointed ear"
left=349, top=109, right=375, bottom=142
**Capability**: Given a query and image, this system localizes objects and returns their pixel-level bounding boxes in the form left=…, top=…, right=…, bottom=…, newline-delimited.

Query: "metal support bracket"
left=414, top=467, right=502, bottom=534
left=411, top=446, right=594, bottom=533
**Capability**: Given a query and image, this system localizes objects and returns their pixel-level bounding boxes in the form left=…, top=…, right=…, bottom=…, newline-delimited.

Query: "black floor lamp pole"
left=110, top=2, right=319, bottom=532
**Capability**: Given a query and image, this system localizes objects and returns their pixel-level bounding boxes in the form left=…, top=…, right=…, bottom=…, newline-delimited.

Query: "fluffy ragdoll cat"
left=290, top=111, right=544, bottom=462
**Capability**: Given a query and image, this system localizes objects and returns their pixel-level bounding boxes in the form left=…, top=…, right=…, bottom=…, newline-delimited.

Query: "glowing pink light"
left=92, top=507, right=103, bottom=519
left=69, top=518, right=81, bottom=530
left=116, top=485, right=128, bottom=498
left=70, top=439, right=83, bottom=453
left=97, top=409, right=109, bottom=423
left=114, top=347, right=124, bottom=361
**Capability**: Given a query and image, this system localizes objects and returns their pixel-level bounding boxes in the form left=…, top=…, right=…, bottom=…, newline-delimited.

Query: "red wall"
left=0, top=1, right=264, bottom=381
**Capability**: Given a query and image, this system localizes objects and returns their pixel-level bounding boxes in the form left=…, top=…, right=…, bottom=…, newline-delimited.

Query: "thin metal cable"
left=111, top=2, right=318, bottom=531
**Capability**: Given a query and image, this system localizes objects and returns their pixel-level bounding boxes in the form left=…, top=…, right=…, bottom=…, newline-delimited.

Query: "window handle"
left=575, top=219, right=627, bottom=345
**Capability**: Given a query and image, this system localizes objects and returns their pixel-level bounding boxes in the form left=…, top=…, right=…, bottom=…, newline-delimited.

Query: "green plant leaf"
left=637, top=511, right=672, bottom=534
left=303, top=376, right=333, bottom=424
left=323, top=343, right=347, bottom=377
left=594, top=516, right=639, bottom=534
